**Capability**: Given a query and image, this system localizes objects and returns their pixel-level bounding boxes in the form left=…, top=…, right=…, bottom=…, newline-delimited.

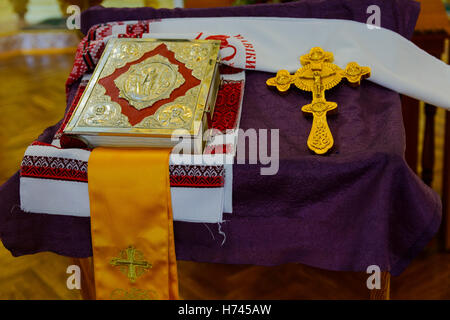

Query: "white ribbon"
left=134, top=17, right=450, bottom=110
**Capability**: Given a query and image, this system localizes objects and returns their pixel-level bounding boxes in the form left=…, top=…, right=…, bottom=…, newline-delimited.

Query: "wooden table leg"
left=72, top=257, right=96, bottom=300
left=442, top=110, right=450, bottom=251
left=422, top=104, right=437, bottom=186
left=369, top=272, right=391, bottom=300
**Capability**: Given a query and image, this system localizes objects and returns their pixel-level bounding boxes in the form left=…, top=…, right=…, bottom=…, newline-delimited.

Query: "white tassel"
left=217, top=222, right=226, bottom=246
left=203, top=223, right=215, bottom=241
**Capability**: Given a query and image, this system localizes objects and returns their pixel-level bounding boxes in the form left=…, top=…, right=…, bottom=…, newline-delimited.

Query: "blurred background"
left=0, top=0, right=449, bottom=299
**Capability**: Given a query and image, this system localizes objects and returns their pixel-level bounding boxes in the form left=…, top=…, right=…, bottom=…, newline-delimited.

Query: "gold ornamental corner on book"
left=63, top=38, right=221, bottom=150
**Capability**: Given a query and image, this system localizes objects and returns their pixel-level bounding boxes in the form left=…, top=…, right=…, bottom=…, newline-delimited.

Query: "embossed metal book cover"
left=64, top=38, right=221, bottom=149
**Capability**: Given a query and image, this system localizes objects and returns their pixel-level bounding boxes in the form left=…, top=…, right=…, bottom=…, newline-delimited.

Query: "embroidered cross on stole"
left=267, top=47, right=371, bottom=154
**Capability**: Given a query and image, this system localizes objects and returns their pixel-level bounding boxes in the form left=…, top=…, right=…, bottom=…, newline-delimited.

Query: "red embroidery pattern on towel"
left=21, top=156, right=88, bottom=183
left=21, top=154, right=225, bottom=188
left=169, top=165, right=224, bottom=188
left=211, top=80, right=244, bottom=132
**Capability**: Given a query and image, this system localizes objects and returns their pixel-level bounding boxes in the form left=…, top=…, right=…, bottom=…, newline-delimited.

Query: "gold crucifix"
left=110, top=245, right=152, bottom=283
left=267, top=47, right=370, bottom=155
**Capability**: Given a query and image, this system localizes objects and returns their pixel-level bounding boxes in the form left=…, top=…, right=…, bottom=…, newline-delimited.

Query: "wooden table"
left=76, top=0, right=450, bottom=300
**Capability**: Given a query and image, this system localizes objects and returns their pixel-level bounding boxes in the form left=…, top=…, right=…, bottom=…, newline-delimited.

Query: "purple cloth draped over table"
left=0, top=0, right=441, bottom=276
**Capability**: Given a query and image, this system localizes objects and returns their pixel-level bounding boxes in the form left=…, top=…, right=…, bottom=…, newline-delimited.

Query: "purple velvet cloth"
left=80, top=0, right=420, bottom=40
left=0, top=0, right=441, bottom=276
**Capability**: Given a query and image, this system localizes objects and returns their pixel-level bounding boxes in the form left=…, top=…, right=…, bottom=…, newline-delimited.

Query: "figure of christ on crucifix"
left=267, top=47, right=371, bottom=155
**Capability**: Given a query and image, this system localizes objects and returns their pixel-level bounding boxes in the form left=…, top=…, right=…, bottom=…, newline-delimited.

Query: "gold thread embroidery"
left=110, top=246, right=152, bottom=283
left=110, top=288, right=158, bottom=300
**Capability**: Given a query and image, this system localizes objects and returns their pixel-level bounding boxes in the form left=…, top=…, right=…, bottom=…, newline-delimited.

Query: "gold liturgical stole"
left=88, top=148, right=179, bottom=300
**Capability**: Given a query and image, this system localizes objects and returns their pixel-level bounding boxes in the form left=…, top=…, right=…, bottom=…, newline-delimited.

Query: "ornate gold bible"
left=64, top=38, right=221, bottom=153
